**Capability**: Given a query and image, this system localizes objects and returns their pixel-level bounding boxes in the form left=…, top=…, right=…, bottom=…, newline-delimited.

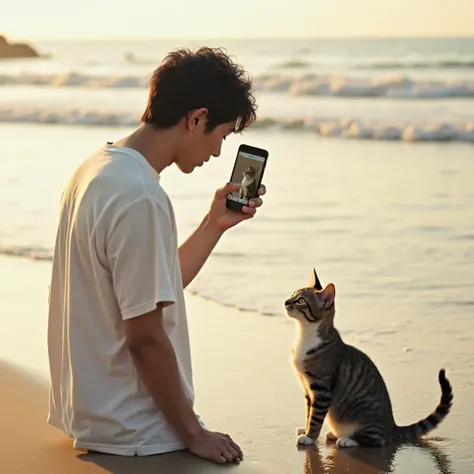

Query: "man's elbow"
left=126, top=332, right=165, bottom=357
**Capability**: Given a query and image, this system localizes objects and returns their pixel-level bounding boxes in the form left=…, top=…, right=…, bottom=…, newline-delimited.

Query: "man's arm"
left=178, top=182, right=264, bottom=289
left=124, top=304, right=243, bottom=464
left=107, top=196, right=242, bottom=463
left=178, top=213, right=223, bottom=289
left=124, top=304, right=202, bottom=443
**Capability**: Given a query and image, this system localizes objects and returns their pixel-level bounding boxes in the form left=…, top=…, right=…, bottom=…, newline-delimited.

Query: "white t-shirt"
left=47, top=143, right=195, bottom=456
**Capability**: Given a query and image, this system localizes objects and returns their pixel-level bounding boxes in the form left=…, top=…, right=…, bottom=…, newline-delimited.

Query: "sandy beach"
left=1, top=254, right=472, bottom=473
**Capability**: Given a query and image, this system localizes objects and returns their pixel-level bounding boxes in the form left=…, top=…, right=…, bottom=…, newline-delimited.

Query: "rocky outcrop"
left=0, top=35, right=39, bottom=59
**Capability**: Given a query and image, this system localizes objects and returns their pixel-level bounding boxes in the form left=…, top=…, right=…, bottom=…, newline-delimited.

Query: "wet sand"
left=0, top=255, right=472, bottom=473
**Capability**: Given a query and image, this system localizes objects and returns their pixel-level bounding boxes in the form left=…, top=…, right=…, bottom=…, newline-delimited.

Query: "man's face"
left=175, top=117, right=236, bottom=174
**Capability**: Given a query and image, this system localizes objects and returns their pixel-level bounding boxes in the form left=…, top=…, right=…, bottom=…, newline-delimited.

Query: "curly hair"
left=141, top=47, right=257, bottom=133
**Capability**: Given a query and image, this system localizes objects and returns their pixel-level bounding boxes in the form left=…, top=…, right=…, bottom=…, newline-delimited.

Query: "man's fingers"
left=242, top=206, right=256, bottom=215
left=221, top=450, right=234, bottom=463
left=227, top=438, right=243, bottom=459
left=248, top=197, right=263, bottom=208
left=258, top=184, right=266, bottom=196
left=226, top=446, right=240, bottom=462
left=215, top=182, right=241, bottom=199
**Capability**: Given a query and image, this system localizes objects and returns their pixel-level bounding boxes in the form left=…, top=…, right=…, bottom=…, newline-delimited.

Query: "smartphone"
left=226, top=144, right=269, bottom=212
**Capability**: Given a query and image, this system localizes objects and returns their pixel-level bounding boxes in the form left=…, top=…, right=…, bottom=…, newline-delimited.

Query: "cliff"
left=0, top=35, right=40, bottom=59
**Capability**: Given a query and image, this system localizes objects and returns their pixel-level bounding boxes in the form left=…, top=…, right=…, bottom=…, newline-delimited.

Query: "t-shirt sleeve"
left=106, top=196, right=177, bottom=320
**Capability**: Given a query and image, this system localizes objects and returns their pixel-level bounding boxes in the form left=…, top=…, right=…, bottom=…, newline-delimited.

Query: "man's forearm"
left=178, top=213, right=224, bottom=288
left=128, top=335, right=202, bottom=445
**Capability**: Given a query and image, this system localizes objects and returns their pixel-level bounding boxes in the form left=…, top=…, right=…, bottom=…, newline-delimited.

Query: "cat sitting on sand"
left=285, top=269, right=453, bottom=448
left=239, top=165, right=259, bottom=201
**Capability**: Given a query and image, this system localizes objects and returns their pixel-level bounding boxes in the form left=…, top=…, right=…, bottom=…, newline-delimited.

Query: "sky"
left=2, top=0, right=473, bottom=40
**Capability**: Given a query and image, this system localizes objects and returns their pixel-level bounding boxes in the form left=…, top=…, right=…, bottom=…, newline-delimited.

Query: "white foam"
left=2, top=71, right=474, bottom=99
left=0, top=245, right=53, bottom=261
left=0, top=107, right=140, bottom=127
left=253, top=74, right=474, bottom=99
left=1, top=107, right=473, bottom=143
left=0, top=72, right=149, bottom=89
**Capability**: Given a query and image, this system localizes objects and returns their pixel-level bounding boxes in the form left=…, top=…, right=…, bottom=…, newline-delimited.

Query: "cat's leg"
left=336, top=426, right=387, bottom=448
left=325, top=431, right=337, bottom=442
left=296, top=393, right=311, bottom=436
left=248, top=183, right=256, bottom=199
left=296, top=376, right=311, bottom=436
left=297, top=385, right=332, bottom=446
left=339, top=428, right=386, bottom=448
left=336, top=437, right=359, bottom=448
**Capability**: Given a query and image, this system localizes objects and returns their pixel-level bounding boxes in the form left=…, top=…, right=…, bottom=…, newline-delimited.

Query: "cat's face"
left=284, top=269, right=335, bottom=324
left=243, top=165, right=258, bottom=178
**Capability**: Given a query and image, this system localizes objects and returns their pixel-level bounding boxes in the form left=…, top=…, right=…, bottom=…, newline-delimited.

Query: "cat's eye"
left=298, top=297, right=306, bottom=305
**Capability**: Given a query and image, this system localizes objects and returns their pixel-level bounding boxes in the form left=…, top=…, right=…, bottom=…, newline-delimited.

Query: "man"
left=46, top=47, right=265, bottom=465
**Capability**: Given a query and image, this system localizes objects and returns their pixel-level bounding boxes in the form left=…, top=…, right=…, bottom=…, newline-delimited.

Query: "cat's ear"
left=317, top=283, right=335, bottom=309
left=310, top=268, right=323, bottom=290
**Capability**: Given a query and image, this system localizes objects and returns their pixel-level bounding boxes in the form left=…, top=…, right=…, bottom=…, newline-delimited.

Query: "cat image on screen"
left=239, top=165, right=259, bottom=201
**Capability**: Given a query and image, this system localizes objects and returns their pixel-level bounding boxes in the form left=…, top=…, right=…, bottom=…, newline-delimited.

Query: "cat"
left=285, top=269, right=453, bottom=448
left=239, top=165, right=259, bottom=201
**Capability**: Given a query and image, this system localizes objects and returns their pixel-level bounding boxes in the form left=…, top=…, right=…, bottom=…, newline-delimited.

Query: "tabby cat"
left=285, top=269, right=453, bottom=448
left=239, top=165, right=259, bottom=201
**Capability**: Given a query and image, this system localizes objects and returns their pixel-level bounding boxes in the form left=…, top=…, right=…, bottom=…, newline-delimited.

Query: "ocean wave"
left=0, top=72, right=150, bottom=88
left=355, top=58, right=474, bottom=70
left=2, top=71, right=474, bottom=99
left=276, top=59, right=311, bottom=69
left=0, top=245, right=53, bottom=261
left=0, top=246, right=281, bottom=315
left=253, top=74, right=474, bottom=99
left=275, top=57, right=474, bottom=71
left=1, top=107, right=473, bottom=143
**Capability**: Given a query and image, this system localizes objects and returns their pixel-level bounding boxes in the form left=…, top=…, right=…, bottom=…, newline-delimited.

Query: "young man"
left=46, top=47, right=265, bottom=465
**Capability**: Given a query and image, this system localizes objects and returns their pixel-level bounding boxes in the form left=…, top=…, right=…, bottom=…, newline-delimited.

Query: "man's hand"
left=188, top=429, right=244, bottom=464
left=208, top=182, right=266, bottom=232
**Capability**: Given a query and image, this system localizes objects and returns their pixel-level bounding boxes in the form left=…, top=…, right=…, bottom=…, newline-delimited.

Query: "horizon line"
left=6, top=34, right=474, bottom=42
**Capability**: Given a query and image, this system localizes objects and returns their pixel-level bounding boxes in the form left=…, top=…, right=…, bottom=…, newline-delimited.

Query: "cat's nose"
left=285, top=299, right=292, bottom=306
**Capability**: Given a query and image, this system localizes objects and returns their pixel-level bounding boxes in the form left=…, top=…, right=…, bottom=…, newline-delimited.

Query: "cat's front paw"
left=336, top=437, right=359, bottom=448
left=296, top=434, right=316, bottom=446
left=295, top=427, right=306, bottom=435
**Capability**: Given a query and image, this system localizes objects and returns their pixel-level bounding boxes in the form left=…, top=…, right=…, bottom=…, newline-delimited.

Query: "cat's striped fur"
left=285, top=269, right=453, bottom=448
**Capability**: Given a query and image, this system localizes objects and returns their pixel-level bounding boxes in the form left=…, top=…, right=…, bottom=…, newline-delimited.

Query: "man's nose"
left=213, top=143, right=222, bottom=157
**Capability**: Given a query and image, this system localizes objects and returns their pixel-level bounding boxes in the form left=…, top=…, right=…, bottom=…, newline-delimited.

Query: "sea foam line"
left=1, top=107, right=473, bottom=143
left=0, top=245, right=53, bottom=261
left=2, top=71, right=474, bottom=99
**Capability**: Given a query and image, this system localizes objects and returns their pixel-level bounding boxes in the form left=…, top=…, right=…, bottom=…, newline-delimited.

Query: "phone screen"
left=227, top=149, right=266, bottom=206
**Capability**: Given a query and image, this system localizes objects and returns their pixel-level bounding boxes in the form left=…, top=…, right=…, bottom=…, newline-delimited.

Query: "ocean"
left=1, top=38, right=474, bottom=141
left=1, top=37, right=474, bottom=473
left=1, top=37, right=473, bottom=317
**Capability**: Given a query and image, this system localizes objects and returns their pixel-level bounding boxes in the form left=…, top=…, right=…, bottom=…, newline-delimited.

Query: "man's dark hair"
left=141, top=47, right=257, bottom=133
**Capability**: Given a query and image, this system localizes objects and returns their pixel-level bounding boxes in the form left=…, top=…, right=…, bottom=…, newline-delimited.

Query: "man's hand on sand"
left=188, top=429, right=244, bottom=464
left=207, top=182, right=266, bottom=232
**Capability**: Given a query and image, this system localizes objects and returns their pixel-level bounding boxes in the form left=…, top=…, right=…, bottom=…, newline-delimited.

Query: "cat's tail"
left=391, top=369, right=453, bottom=443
